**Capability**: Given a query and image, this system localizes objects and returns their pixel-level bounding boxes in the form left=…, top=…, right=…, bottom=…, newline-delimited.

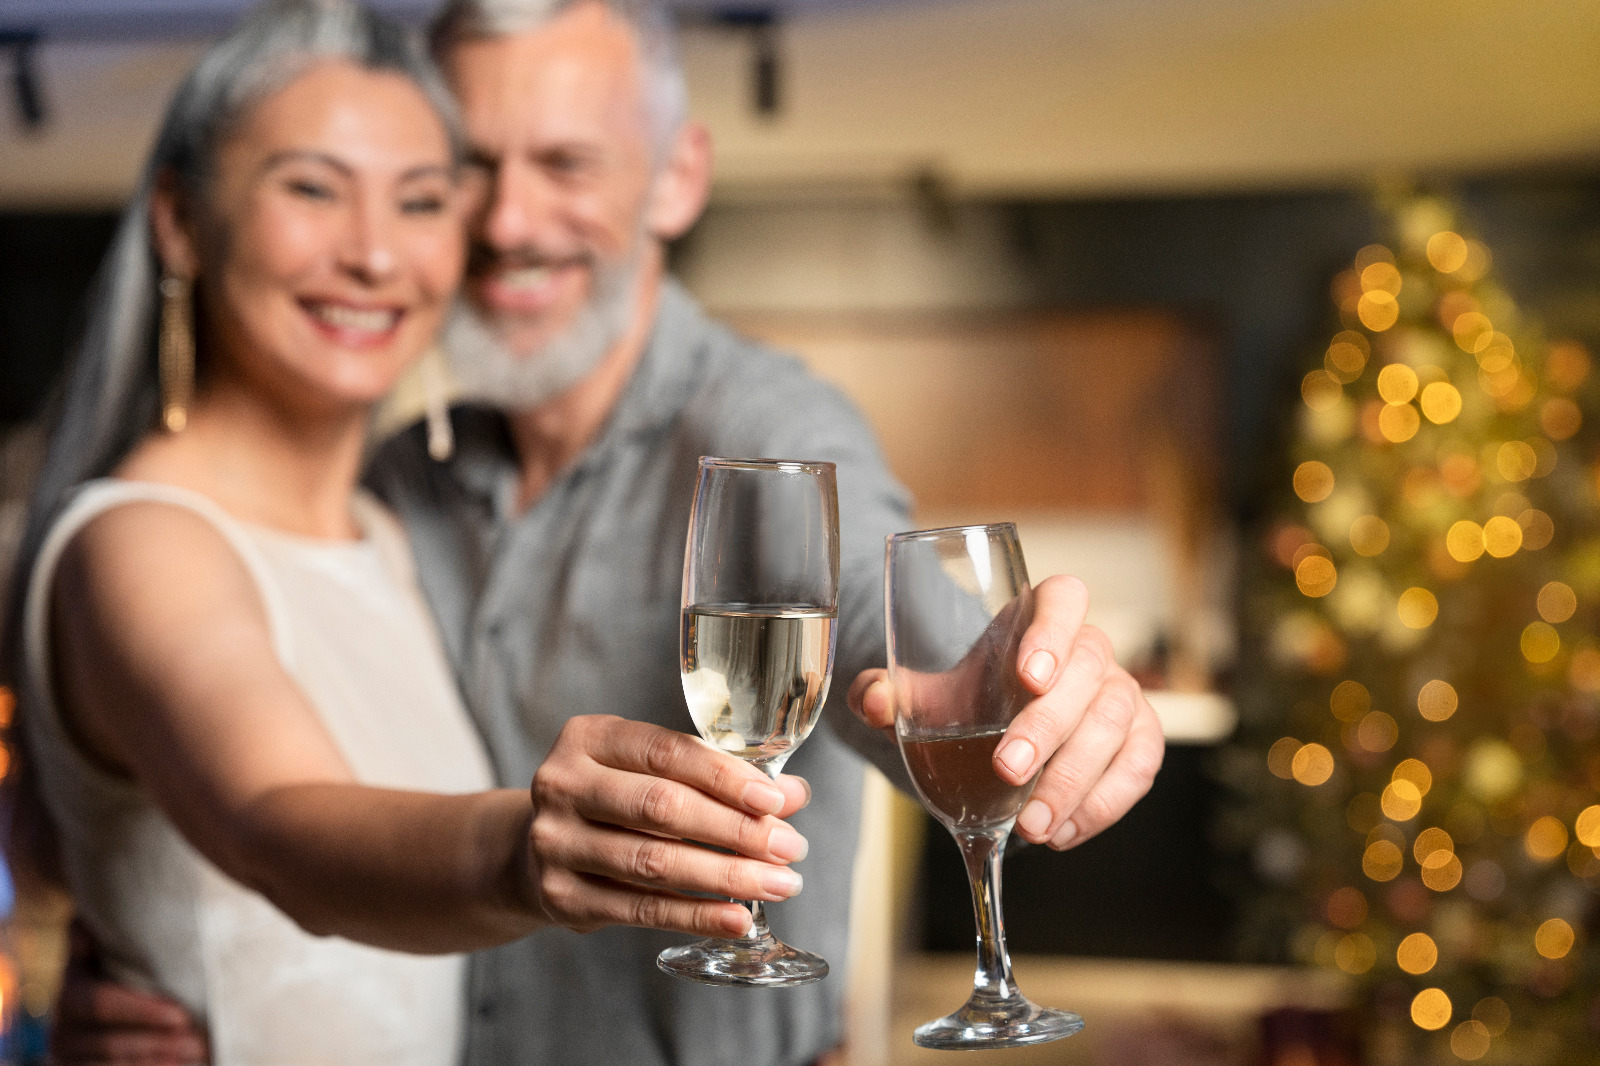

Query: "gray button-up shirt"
left=367, top=280, right=912, bottom=1066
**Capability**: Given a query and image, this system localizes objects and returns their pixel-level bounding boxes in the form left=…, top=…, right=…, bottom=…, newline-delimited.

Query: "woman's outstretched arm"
left=49, top=501, right=807, bottom=954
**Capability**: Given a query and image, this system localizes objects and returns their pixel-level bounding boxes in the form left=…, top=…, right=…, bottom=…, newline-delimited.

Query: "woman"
left=1, top=3, right=802, bottom=1062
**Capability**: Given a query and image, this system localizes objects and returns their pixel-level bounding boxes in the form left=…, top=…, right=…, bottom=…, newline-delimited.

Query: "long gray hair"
left=2, top=0, right=461, bottom=691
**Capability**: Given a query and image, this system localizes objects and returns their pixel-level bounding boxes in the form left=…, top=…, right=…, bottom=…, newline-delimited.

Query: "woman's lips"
left=300, top=299, right=404, bottom=347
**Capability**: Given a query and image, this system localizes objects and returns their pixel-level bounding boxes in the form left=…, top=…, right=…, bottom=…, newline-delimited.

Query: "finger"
left=1044, top=705, right=1165, bottom=849
left=1014, top=575, right=1090, bottom=694
left=540, top=867, right=757, bottom=937
left=847, top=669, right=892, bottom=730
left=537, top=817, right=804, bottom=903
left=993, top=624, right=1115, bottom=785
left=574, top=716, right=787, bottom=817
left=58, top=979, right=196, bottom=1032
left=1014, top=671, right=1148, bottom=845
left=50, top=1029, right=209, bottom=1065
left=773, top=773, right=811, bottom=816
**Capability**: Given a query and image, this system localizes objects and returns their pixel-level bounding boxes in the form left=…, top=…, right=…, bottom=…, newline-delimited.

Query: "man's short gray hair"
left=429, top=0, right=688, bottom=152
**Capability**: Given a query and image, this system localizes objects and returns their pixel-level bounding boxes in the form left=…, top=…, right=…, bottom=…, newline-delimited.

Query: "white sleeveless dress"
left=20, top=479, right=496, bottom=1066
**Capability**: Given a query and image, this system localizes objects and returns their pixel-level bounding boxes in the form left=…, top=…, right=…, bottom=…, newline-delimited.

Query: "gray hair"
left=2, top=0, right=461, bottom=687
left=429, top=0, right=688, bottom=153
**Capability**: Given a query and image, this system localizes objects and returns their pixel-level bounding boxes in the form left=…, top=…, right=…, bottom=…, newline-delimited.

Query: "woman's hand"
left=523, top=715, right=811, bottom=938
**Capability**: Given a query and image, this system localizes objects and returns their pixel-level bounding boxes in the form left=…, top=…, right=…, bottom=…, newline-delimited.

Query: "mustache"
left=466, top=242, right=597, bottom=277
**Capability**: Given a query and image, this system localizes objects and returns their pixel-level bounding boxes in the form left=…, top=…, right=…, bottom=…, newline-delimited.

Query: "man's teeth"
left=499, top=266, right=554, bottom=290
left=309, top=304, right=400, bottom=333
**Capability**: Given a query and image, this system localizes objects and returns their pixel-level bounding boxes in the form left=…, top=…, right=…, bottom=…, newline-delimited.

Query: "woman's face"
left=186, top=60, right=463, bottom=412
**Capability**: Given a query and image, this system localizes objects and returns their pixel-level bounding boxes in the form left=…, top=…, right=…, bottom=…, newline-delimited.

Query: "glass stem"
left=739, top=758, right=787, bottom=942
left=955, top=828, right=1017, bottom=1004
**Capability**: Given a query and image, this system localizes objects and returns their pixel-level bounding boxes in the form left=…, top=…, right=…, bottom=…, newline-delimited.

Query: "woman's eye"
left=286, top=179, right=335, bottom=202
left=400, top=195, right=446, bottom=216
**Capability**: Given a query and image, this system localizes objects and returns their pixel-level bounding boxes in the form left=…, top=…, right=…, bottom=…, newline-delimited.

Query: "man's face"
left=443, top=4, right=659, bottom=368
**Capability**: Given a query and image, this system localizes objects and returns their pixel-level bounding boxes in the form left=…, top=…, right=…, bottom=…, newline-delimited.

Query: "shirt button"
left=486, top=621, right=504, bottom=638
left=476, top=998, right=497, bottom=1019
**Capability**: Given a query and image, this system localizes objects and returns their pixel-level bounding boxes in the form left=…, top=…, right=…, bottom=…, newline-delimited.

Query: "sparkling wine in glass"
left=886, top=523, right=1085, bottom=1048
left=658, top=457, right=839, bottom=986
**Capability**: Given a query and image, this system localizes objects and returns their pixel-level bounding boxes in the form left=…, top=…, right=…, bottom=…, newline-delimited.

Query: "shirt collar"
left=443, top=277, right=711, bottom=517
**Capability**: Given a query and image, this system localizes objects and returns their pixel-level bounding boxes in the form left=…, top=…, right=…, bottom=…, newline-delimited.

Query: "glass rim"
left=887, top=521, right=1018, bottom=544
left=698, top=455, right=836, bottom=474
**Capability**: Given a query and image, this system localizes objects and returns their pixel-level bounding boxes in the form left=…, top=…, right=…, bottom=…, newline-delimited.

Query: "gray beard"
left=443, top=246, right=643, bottom=410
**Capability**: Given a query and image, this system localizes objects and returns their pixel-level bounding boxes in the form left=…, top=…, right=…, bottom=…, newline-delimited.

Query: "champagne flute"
left=657, top=456, right=839, bottom=986
left=886, top=523, right=1085, bottom=1048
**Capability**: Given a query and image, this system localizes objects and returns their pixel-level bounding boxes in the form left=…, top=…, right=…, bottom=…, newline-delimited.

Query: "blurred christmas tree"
left=1225, top=194, right=1600, bottom=1066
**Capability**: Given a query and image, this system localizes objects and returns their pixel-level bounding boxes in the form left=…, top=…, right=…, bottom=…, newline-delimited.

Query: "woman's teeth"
left=309, top=303, right=400, bottom=333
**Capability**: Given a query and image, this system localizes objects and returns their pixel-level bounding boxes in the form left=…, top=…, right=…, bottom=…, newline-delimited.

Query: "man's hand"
left=50, top=922, right=209, bottom=1066
left=525, top=715, right=812, bottom=937
left=849, top=574, right=1164, bottom=850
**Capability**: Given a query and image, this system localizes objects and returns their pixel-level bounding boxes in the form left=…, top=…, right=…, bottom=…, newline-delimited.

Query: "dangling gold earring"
left=421, top=347, right=454, bottom=461
left=158, top=274, right=194, bottom=433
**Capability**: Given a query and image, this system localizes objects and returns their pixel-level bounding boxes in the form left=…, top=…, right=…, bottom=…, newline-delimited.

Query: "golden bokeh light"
left=1476, top=333, right=1515, bottom=373
left=1419, top=381, right=1462, bottom=424
left=1546, top=340, right=1592, bottom=391
left=1421, top=851, right=1462, bottom=891
left=1292, top=541, right=1332, bottom=569
left=1398, top=587, right=1438, bottom=628
left=1397, top=931, right=1438, bottom=974
left=1377, top=364, right=1419, bottom=404
left=1464, top=740, right=1522, bottom=803
left=1334, top=932, right=1376, bottom=974
left=1358, top=291, right=1399, bottom=331
left=1348, top=515, right=1390, bottom=556
left=1296, top=556, right=1337, bottom=598
left=1378, top=403, right=1420, bottom=443
left=1326, top=339, right=1368, bottom=382
left=1291, top=742, right=1335, bottom=786
left=1537, top=581, right=1577, bottom=624
left=1521, top=621, right=1560, bottom=664
left=1418, top=679, right=1458, bottom=721
left=1518, top=509, right=1554, bottom=551
left=1381, top=779, right=1423, bottom=821
left=1452, top=312, right=1493, bottom=353
left=1439, top=451, right=1481, bottom=497
left=1426, top=231, right=1469, bottom=272
left=1541, top=396, right=1582, bottom=440
left=1330, top=679, right=1371, bottom=721
left=1360, top=261, right=1402, bottom=295
left=1571, top=646, right=1600, bottom=692
left=1483, top=516, right=1522, bottom=558
left=1525, top=816, right=1568, bottom=862
left=1529, top=436, right=1557, bottom=478
left=1355, top=244, right=1395, bottom=270
left=1445, top=521, right=1485, bottom=562
left=1450, top=1020, right=1491, bottom=1061
left=1472, top=998, right=1510, bottom=1037
left=0, top=685, right=12, bottom=729
left=1575, top=805, right=1600, bottom=848
left=1364, top=839, right=1404, bottom=882
left=1326, top=886, right=1367, bottom=929
left=1437, top=290, right=1477, bottom=329
left=1293, top=460, right=1335, bottom=502
left=1496, top=441, right=1537, bottom=482
left=1412, top=988, right=1453, bottom=1031
left=1458, top=240, right=1491, bottom=282
left=1267, top=737, right=1302, bottom=779
left=1302, top=369, right=1343, bottom=411
left=1535, top=918, right=1575, bottom=959
left=1394, top=759, right=1433, bottom=797
left=1359, top=711, right=1399, bottom=753
left=1413, top=827, right=1452, bottom=863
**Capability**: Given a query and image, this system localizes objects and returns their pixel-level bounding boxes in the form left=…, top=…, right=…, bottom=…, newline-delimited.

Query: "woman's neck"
left=118, top=372, right=372, bottom=540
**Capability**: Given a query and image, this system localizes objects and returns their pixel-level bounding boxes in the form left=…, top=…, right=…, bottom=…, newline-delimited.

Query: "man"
left=54, top=1, right=1163, bottom=1062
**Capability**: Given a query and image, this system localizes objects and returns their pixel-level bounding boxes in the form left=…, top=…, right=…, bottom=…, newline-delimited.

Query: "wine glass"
left=886, top=522, right=1085, bottom=1048
left=657, top=456, right=840, bottom=986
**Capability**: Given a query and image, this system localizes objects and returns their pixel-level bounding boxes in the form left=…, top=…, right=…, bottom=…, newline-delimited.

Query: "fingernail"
left=997, top=738, right=1035, bottom=778
left=795, top=775, right=813, bottom=810
left=1054, top=819, right=1079, bottom=848
left=1017, top=799, right=1051, bottom=838
left=760, top=867, right=803, bottom=898
left=1023, top=650, right=1056, bottom=686
left=769, top=824, right=809, bottom=862
left=742, top=781, right=785, bottom=815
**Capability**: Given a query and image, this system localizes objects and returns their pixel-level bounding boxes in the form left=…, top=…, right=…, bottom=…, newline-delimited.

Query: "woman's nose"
left=342, top=196, right=398, bottom=283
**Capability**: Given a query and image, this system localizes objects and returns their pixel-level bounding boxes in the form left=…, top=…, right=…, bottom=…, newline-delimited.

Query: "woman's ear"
left=149, top=170, right=201, bottom=280
left=644, top=120, right=712, bottom=242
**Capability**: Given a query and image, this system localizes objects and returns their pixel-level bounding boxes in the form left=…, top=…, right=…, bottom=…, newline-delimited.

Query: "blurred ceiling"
left=1, top=0, right=1597, bottom=207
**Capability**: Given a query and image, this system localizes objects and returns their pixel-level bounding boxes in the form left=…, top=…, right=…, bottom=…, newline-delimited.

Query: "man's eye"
left=401, top=195, right=446, bottom=216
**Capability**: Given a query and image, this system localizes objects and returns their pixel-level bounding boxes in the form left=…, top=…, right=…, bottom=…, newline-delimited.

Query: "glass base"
left=657, top=933, right=829, bottom=987
left=913, top=993, right=1084, bottom=1049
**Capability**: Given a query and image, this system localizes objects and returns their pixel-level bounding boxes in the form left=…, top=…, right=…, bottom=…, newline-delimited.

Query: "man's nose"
left=479, top=162, right=559, bottom=254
